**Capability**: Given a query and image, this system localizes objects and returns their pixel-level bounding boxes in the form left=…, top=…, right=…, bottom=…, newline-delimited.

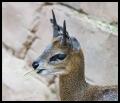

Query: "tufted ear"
left=71, top=37, right=81, bottom=51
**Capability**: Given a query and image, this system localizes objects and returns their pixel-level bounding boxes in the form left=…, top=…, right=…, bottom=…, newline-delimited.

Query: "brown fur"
left=59, top=49, right=118, bottom=101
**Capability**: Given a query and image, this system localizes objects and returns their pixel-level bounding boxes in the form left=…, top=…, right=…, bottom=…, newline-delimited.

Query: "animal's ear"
left=71, top=37, right=81, bottom=51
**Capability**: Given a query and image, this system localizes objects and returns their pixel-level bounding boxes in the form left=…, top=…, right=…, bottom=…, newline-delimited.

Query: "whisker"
left=24, top=69, right=35, bottom=76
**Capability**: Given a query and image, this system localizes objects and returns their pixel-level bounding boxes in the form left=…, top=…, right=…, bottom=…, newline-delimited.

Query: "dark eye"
left=49, top=54, right=67, bottom=62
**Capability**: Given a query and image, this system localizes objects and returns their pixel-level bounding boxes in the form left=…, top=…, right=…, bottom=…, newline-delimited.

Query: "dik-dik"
left=32, top=10, right=118, bottom=101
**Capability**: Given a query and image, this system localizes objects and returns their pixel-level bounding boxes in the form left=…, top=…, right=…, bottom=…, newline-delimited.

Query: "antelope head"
left=32, top=10, right=81, bottom=75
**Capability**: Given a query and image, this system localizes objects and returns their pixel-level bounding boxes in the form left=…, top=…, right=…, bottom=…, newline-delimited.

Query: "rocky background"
left=2, top=2, right=118, bottom=101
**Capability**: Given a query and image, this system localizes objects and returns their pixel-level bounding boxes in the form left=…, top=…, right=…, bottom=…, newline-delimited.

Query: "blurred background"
left=2, top=2, right=118, bottom=101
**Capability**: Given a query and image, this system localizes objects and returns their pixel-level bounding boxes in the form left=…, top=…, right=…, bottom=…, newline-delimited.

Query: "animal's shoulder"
left=82, top=85, right=118, bottom=101
left=98, top=86, right=118, bottom=101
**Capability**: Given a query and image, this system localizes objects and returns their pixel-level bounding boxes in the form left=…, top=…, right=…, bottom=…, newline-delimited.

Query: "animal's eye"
left=49, top=54, right=67, bottom=62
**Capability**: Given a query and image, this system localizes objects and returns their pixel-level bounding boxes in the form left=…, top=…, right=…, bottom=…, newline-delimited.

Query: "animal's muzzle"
left=32, top=61, right=39, bottom=69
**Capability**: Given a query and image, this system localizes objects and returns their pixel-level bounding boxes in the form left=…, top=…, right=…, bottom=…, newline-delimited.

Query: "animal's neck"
left=59, top=50, right=88, bottom=101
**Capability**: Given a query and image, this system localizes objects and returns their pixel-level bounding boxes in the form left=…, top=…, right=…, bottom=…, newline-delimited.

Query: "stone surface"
left=2, top=2, right=44, bottom=58
left=2, top=47, right=57, bottom=101
left=60, top=2, right=118, bottom=22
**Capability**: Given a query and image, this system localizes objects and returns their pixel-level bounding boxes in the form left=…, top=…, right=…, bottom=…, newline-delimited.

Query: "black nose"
left=32, top=61, right=39, bottom=69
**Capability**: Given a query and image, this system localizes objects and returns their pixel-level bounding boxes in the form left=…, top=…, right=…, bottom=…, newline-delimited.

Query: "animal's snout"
left=32, top=61, right=39, bottom=69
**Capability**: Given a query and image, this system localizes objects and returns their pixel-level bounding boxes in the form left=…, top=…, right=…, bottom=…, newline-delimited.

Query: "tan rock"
left=2, top=48, right=57, bottom=101
left=60, top=2, right=118, bottom=22
left=2, top=2, right=44, bottom=58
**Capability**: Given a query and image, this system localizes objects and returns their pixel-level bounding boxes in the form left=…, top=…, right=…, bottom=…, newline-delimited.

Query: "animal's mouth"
left=36, top=69, right=46, bottom=74
left=34, top=66, right=52, bottom=75
left=35, top=67, right=55, bottom=75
